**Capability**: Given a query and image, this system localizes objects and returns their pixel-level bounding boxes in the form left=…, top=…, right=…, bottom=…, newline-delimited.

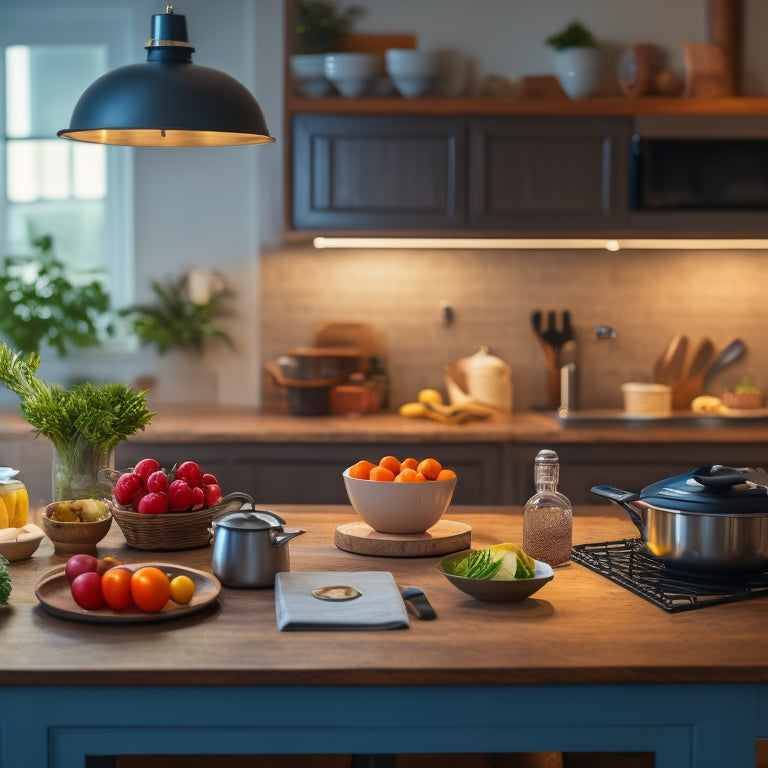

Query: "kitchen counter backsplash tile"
left=260, top=245, right=767, bottom=412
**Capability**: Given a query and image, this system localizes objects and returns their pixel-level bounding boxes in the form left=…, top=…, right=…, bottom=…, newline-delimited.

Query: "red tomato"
left=101, top=567, right=134, bottom=611
left=130, top=567, right=171, bottom=613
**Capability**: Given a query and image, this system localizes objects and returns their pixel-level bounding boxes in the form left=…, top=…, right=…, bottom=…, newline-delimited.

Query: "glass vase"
left=51, top=443, right=115, bottom=501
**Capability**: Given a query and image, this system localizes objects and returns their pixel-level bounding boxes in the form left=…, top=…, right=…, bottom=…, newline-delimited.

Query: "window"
left=0, top=6, right=134, bottom=332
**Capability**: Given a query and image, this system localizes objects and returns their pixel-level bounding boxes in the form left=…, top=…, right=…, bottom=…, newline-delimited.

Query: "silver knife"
left=401, top=586, right=437, bottom=620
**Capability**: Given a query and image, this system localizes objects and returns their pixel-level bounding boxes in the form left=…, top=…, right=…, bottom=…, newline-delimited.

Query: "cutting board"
left=335, top=520, right=471, bottom=558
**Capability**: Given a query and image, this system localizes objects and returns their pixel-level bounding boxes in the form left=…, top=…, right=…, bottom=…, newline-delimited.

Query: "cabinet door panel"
left=468, top=117, right=632, bottom=230
left=293, top=115, right=466, bottom=230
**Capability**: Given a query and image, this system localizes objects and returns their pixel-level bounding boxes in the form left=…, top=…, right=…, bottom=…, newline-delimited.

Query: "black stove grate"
left=571, top=538, right=768, bottom=613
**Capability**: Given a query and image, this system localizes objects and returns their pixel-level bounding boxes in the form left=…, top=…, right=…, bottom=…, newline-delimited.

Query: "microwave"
left=630, top=116, right=768, bottom=211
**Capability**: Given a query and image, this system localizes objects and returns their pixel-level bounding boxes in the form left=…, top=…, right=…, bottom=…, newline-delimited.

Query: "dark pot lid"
left=639, top=465, right=768, bottom=513
left=216, top=510, right=287, bottom=531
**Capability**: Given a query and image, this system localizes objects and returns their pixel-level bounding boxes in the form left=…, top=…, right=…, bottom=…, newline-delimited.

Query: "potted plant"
left=293, top=0, right=365, bottom=55
left=0, top=235, right=112, bottom=357
left=545, top=21, right=602, bottom=99
left=0, top=344, right=154, bottom=501
left=119, top=272, right=234, bottom=356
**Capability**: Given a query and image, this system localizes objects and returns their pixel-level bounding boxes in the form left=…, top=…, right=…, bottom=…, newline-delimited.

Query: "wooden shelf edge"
left=286, top=95, right=768, bottom=117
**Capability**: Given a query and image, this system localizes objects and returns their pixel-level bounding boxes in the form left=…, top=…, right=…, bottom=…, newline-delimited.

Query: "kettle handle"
left=210, top=491, right=256, bottom=521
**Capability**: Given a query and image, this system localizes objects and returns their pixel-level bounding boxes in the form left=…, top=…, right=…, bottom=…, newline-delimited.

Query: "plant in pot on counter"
left=0, top=235, right=112, bottom=357
left=0, top=344, right=154, bottom=500
left=119, top=272, right=234, bottom=356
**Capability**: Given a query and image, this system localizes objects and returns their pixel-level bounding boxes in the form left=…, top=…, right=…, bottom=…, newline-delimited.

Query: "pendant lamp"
left=57, top=5, right=275, bottom=147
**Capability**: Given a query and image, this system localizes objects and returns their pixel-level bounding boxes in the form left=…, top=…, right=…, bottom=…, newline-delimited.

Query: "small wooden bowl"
left=0, top=525, right=45, bottom=562
left=42, top=502, right=112, bottom=556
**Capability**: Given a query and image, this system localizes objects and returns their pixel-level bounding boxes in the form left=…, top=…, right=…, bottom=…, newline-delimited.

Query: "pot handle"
left=590, top=485, right=643, bottom=531
left=691, top=464, right=749, bottom=488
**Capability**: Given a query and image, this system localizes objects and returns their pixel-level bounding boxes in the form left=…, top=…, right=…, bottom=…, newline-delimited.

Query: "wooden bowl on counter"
left=42, top=503, right=112, bottom=556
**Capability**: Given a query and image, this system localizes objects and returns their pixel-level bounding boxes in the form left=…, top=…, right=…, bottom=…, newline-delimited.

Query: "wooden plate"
left=34, top=562, right=221, bottom=624
left=334, top=519, right=471, bottom=558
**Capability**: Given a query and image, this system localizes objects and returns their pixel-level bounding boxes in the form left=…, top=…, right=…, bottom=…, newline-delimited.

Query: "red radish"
left=146, top=470, right=169, bottom=493
left=65, top=554, right=100, bottom=583
left=131, top=488, right=148, bottom=512
left=114, top=472, right=144, bottom=505
left=201, top=473, right=218, bottom=485
left=137, top=492, right=169, bottom=515
left=133, top=458, right=161, bottom=484
left=175, top=461, right=203, bottom=488
left=71, top=571, right=106, bottom=610
left=168, top=479, right=194, bottom=511
left=191, top=486, right=205, bottom=510
left=203, top=483, right=223, bottom=508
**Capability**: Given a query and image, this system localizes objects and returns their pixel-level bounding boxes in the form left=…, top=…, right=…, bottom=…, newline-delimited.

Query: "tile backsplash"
left=260, top=244, right=768, bottom=412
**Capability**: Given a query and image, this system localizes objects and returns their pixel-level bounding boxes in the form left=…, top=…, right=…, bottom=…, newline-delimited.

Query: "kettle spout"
left=273, top=526, right=305, bottom=549
left=590, top=485, right=643, bottom=532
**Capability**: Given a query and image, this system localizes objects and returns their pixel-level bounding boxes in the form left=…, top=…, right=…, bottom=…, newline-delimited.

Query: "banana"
left=400, top=395, right=495, bottom=425
left=399, top=402, right=427, bottom=418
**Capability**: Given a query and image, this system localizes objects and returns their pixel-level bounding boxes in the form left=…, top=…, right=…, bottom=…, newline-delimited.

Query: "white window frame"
left=0, top=4, right=135, bottom=337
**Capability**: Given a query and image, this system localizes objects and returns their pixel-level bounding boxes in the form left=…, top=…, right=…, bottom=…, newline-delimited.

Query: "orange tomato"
left=399, top=457, right=419, bottom=472
left=395, top=468, right=427, bottom=482
left=348, top=459, right=376, bottom=480
left=101, top=567, right=134, bottom=611
left=417, top=457, right=442, bottom=480
left=130, top=567, right=171, bottom=613
left=436, top=468, right=457, bottom=481
left=369, top=465, right=396, bottom=482
left=378, top=455, right=402, bottom=475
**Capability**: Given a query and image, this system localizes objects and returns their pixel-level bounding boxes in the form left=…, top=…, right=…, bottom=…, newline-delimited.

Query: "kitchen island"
left=2, top=505, right=768, bottom=767
left=4, top=406, right=768, bottom=508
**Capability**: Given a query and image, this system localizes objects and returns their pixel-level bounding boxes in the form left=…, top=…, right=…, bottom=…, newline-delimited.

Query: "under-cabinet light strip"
left=313, top=237, right=768, bottom=251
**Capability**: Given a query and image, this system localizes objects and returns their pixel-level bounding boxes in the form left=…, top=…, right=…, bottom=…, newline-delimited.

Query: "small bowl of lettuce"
left=438, top=543, right=554, bottom=603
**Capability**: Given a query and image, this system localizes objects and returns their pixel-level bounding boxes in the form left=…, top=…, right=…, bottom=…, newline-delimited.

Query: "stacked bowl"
left=323, top=53, right=384, bottom=97
left=385, top=49, right=440, bottom=98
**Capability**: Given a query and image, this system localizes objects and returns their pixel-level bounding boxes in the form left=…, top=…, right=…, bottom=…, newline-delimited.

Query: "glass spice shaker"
left=522, top=449, right=573, bottom=567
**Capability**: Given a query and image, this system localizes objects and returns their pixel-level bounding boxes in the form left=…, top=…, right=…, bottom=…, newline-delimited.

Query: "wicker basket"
left=106, top=492, right=254, bottom=551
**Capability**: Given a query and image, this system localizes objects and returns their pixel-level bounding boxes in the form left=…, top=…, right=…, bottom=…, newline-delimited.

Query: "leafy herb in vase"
left=0, top=344, right=154, bottom=501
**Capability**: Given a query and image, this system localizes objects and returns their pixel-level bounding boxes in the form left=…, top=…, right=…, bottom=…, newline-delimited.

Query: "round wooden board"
left=334, top=519, right=471, bottom=558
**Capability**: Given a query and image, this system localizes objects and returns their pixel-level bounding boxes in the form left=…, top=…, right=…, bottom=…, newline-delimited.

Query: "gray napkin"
left=275, top=571, right=409, bottom=631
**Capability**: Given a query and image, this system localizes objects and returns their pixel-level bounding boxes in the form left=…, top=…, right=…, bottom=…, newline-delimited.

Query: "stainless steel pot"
left=211, top=507, right=305, bottom=587
left=591, top=465, right=768, bottom=572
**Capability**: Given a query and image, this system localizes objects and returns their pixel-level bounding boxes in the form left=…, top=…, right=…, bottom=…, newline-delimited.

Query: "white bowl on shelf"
left=324, top=53, right=383, bottom=98
left=385, top=49, right=439, bottom=98
left=290, top=54, right=332, bottom=98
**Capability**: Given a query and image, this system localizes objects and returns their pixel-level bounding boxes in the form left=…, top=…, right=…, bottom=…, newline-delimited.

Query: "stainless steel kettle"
left=211, top=507, right=305, bottom=588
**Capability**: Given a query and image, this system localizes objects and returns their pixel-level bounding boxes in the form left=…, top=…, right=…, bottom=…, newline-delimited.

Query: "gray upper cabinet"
left=292, top=114, right=467, bottom=231
left=468, top=116, right=632, bottom=231
left=291, top=113, right=633, bottom=233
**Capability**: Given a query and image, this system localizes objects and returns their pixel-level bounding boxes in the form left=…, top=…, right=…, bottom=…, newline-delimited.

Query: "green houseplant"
left=0, top=344, right=154, bottom=501
left=0, top=235, right=112, bottom=357
left=545, top=21, right=598, bottom=51
left=119, top=273, right=235, bottom=356
left=545, top=21, right=602, bottom=99
left=293, top=0, right=365, bottom=54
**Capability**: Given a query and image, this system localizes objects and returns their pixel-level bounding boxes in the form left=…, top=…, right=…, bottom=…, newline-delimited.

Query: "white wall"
left=2, top=0, right=768, bottom=409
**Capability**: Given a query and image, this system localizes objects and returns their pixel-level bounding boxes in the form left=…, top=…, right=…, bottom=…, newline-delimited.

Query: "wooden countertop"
left=4, top=505, right=768, bottom=688
left=3, top=406, right=767, bottom=445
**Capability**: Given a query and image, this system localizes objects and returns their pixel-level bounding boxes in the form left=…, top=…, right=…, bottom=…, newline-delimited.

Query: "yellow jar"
left=0, top=472, right=29, bottom=529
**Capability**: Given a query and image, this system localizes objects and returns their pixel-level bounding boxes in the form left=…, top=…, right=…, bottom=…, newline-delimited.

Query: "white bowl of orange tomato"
left=343, top=456, right=457, bottom=534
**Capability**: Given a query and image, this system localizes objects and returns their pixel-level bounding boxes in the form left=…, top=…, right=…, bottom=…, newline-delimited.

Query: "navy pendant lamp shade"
left=57, top=5, right=275, bottom=147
